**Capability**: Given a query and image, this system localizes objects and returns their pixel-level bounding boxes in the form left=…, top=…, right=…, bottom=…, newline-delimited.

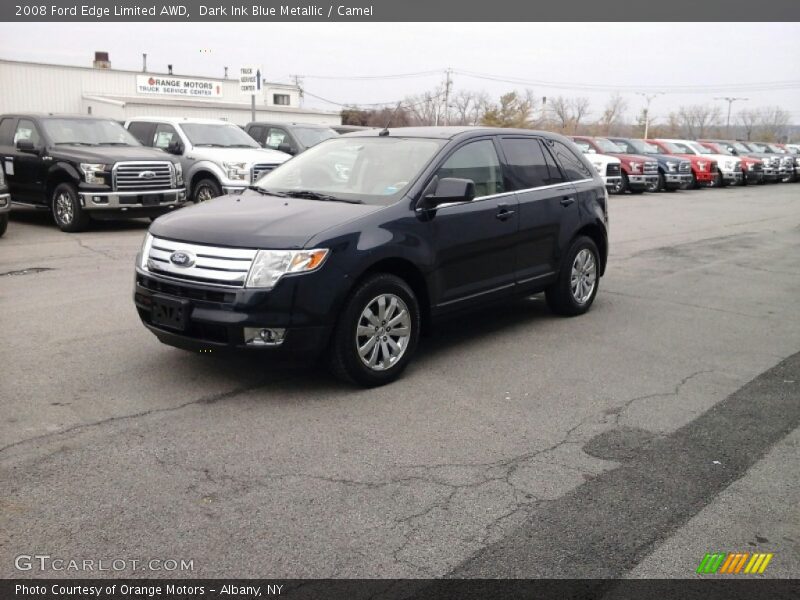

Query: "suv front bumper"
left=79, top=188, right=187, bottom=210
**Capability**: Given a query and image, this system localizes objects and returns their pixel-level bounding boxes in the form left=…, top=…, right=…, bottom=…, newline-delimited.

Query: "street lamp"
left=636, top=92, right=663, bottom=139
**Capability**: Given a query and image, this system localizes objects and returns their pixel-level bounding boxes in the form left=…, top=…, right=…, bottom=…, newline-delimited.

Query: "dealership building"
left=0, top=53, right=340, bottom=126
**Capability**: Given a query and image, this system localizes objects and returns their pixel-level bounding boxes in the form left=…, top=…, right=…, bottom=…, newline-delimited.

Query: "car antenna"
left=379, top=101, right=403, bottom=137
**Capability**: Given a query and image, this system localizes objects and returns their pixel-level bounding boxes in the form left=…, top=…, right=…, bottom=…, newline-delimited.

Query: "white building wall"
left=0, top=60, right=338, bottom=126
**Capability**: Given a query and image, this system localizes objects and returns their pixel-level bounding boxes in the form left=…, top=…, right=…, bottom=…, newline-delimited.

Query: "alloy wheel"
left=570, top=249, right=597, bottom=305
left=55, top=192, right=74, bottom=225
left=356, top=293, right=412, bottom=371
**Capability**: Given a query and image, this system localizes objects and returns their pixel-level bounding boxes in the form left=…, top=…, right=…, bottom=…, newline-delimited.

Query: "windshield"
left=180, top=123, right=259, bottom=148
left=702, top=143, right=732, bottom=155
left=767, top=144, right=786, bottom=154
left=747, top=142, right=769, bottom=153
left=731, top=142, right=751, bottom=154
left=573, top=140, right=593, bottom=153
left=664, top=141, right=693, bottom=154
left=687, top=141, right=713, bottom=155
left=41, top=119, right=140, bottom=146
left=613, top=139, right=661, bottom=154
left=594, top=138, right=623, bottom=153
left=255, top=136, right=445, bottom=205
left=293, top=127, right=339, bottom=148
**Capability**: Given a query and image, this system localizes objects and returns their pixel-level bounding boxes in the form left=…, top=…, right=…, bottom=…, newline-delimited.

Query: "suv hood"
left=149, top=190, right=385, bottom=249
left=185, top=146, right=289, bottom=166
left=48, top=145, right=178, bottom=164
left=608, top=152, right=654, bottom=164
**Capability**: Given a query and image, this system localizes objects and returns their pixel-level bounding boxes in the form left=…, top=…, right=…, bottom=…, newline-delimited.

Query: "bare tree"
left=450, top=90, right=489, bottom=126
left=572, top=97, right=591, bottom=133
left=673, top=104, right=722, bottom=138
left=403, top=85, right=446, bottom=126
left=548, top=96, right=591, bottom=133
left=756, top=106, right=791, bottom=142
left=598, top=93, right=628, bottom=135
left=737, top=109, right=759, bottom=141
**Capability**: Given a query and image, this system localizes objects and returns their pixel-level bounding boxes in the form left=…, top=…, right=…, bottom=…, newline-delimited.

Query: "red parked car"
left=646, top=139, right=718, bottom=189
left=572, top=136, right=658, bottom=194
left=698, top=141, right=764, bottom=185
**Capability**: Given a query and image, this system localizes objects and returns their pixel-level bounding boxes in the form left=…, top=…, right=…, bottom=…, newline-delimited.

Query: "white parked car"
left=572, top=144, right=623, bottom=193
left=655, top=138, right=742, bottom=187
left=125, top=117, right=290, bottom=202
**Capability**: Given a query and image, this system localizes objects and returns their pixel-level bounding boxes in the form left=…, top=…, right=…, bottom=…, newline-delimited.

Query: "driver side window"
left=153, top=124, right=179, bottom=151
left=436, top=140, right=504, bottom=198
left=14, top=119, right=41, bottom=146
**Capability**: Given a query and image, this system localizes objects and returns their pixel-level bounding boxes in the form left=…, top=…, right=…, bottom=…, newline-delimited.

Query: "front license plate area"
left=151, top=295, right=190, bottom=331
left=141, top=194, right=163, bottom=206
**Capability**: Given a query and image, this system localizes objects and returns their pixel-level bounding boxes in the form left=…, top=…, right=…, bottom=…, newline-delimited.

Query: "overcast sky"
left=1, top=22, right=798, bottom=123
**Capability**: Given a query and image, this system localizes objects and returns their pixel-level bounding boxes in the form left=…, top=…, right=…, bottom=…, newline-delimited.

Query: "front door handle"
left=560, top=196, right=575, bottom=207
left=496, top=203, right=515, bottom=221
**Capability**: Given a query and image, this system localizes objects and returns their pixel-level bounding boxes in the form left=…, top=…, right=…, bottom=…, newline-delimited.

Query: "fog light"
left=244, top=327, right=286, bottom=347
left=92, top=196, right=108, bottom=205
left=0, top=197, right=7, bottom=208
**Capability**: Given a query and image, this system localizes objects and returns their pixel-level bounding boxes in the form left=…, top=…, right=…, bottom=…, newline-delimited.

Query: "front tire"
left=329, top=273, right=421, bottom=387
left=0, top=213, right=8, bottom=237
left=193, top=178, right=222, bottom=203
left=546, top=236, right=600, bottom=317
left=52, top=183, right=90, bottom=232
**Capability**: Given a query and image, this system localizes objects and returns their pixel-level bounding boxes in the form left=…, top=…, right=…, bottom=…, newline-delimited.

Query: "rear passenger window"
left=499, top=137, right=564, bottom=189
left=248, top=125, right=265, bottom=145
left=547, top=140, right=593, bottom=181
left=436, top=140, right=504, bottom=197
left=127, top=122, right=154, bottom=146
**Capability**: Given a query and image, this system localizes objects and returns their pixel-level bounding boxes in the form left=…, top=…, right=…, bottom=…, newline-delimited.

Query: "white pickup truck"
left=572, top=142, right=623, bottom=193
left=655, top=138, right=742, bottom=187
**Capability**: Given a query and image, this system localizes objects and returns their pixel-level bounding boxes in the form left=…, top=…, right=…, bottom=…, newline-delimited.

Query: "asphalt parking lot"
left=1, top=184, right=798, bottom=580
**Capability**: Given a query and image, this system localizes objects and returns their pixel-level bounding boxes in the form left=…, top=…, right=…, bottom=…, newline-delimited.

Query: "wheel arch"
left=45, top=165, right=80, bottom=207
left=573, top=222, right=608, bottom=276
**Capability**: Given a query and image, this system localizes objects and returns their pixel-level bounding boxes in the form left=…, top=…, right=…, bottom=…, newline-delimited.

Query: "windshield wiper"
left=281, top=190, right=362, bottom=204
left=55, top=142, right=97, bottom=146
left=247, top=186, right=288, bottom=197
left=98, top=142, right=132, bottom=146
left=194, top=143, right=226, bottom=147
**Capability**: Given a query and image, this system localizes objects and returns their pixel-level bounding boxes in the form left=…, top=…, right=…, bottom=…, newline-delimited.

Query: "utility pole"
left=443, top=68, right=452, bottom=126
left=291, top=75, right=305, bottom=107
left=715, top=96, right=748, bottom=138
left=636, top=92, right=663, bottom=139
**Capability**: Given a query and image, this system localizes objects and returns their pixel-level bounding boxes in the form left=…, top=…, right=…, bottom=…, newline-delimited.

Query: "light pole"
left=715, top=97, right=748, bottom=138
left=636, top=92, right=663, bottom=139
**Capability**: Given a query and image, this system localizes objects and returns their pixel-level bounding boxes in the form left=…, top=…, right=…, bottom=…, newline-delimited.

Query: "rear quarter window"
left=547, top=140, right=593, bottom=181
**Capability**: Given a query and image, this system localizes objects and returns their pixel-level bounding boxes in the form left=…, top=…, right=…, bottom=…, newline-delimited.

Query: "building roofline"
left=82, top=94, right=339, bottom=116
left=0, top=57, right=294, bottom=88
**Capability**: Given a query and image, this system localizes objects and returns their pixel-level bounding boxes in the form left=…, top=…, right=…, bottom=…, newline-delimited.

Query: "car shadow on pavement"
left=10, top=208, right=150, bottom=231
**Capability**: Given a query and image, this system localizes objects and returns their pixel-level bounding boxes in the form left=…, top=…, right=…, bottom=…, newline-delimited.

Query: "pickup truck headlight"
left=723, top=160, right=736, bottom=171
left=666, top=161, right=677, bottom=173
left=0, top=166, right=5, bottom=186
left=629, top=161, right=641, bottom=173
left=138, top=232, right=154, bottom=270
left=80, top=163, right=109, bottom=184
left=590, top=161, right=604, bottom=173
left=223, top=161, right=249, bottom=181
left=174, top=162, right=183, bottom=186
left=246, top=249, right=329, bottom=289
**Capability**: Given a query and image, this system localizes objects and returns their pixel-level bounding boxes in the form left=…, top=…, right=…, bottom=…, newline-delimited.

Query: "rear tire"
left=0, top=213, right=8, bottom=237
left=52, top=182, right=90, bottom=232
left=193, top=178, right=222, bottom=203
left=619, top=173, right=630, bottom=194
left=328, top=273, right=421, bottom=387
left=545, top=236, right=600, bottom=317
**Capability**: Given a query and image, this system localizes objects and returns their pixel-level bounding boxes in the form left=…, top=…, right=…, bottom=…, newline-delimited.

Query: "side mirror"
left=16, top=139, right=39, bottom=154
left=277, top=142, right=296, bottom=155
left=727, top=147, right=738, bottom=156
left=166, top=140, right=184, bottom=155
left=423, top=177, right=475, bottom=208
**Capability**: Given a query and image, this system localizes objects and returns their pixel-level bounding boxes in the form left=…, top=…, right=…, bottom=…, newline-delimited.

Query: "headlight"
left=666, top=161, right=677, bottom=172
left=80, top=163, right=109, bottom=184
left=174, top=162, right=183, bottom=185
left=246, top=248, right=329, bottom=289
left=138, top=233, right=154, bottom=270
left=723, top=161, right=735, bottom=171
left=629, top=161, right=641, bottom=173
left=748, top=162, right=757, bottom=171
left=0, top=166, right=5, bottom=186
left=223, top=162, right=249, bottom=181
left=591, top=162, right=604, bottom=173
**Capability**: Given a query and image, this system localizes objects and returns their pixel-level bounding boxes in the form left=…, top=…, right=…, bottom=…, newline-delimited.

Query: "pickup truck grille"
left=605, top=163, right=621, bottom=177
left=679, top=161, right=691, bottom=173
left=643, top=161, right=658, bottom=175
left=146, top=236, right=256, bottom=287
left=114, top=161, right=174, bottom=191
left=251, top=163, right=280, bottom=183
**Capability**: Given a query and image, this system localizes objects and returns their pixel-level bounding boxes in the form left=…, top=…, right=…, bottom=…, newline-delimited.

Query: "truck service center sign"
left=239, top=66, right=262, bottom=95
left=136, top=75, right=223, bottom=98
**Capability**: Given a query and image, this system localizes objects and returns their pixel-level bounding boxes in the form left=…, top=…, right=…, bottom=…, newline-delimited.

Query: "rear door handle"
left=560, top=197, right=575, bottom=207
left=496, top=203, right=515, bottom=221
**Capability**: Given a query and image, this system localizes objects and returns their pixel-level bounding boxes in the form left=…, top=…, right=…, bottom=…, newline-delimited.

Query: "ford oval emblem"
left=139, top=170, right=157, bottom=179
left=169, top=250, right=195, bottom=268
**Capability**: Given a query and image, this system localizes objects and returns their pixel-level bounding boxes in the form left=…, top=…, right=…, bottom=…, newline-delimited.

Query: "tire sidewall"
left=333, top=274, right=421, bottom=387
left=0, top=212, right=8, bottom=237
left=554, top=237, right=600, bottom=316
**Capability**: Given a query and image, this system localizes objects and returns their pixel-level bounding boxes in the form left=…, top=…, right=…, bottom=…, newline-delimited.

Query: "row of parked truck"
left=0, top=112, right=797, bottom=237
left=571, top=135, right=800, bottom=194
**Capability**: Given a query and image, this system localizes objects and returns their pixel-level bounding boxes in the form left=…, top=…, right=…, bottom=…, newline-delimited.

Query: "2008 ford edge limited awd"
left=134, top=127, right=609, bottom=386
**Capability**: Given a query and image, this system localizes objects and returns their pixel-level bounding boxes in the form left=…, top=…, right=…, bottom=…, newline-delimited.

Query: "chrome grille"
left=750, top=162, right=763, bottom=172
left=606, top=163, right=621, bottom=176
left=643, top=161, right=658, bottom=174
left=114, top=161, right=174, bottom=191
left=146, top=236, right=256, bottom=287
left=251, top=163, right=280, bottom=183
left=679, top=161, right=691, bottom=173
